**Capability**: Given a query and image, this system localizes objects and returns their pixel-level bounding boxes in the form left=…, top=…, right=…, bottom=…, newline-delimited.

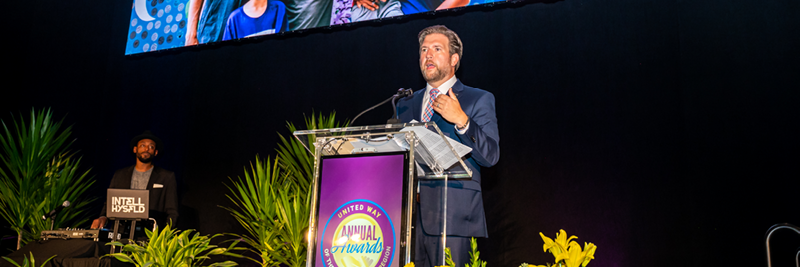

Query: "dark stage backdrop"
left=2, top=0, right=799, bottom=266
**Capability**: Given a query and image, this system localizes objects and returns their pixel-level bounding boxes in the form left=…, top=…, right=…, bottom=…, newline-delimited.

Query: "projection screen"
left=124, top=0, right=505, bottom=55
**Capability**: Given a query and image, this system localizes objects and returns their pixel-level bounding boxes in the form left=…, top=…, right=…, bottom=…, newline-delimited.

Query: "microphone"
left=395, top=88, right=413, bottom=98
left=388, top=88, right=414, bottom=124
left=350, top=88, right=413, bottom=126
left=42, top=201, right=70, bottom=220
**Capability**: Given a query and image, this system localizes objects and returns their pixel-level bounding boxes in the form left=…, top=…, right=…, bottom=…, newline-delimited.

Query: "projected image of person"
left=283, top=0, right=332, bottom=31
left=398, top=0, right=466, bottom=15
left=351, top=0, right=403, bottom=22
left=91, top=131, right=179, bottom=231
left=186, top=0, right=245, bottom=45
left=396, top=25, right=499, bottom=267
left=222, top=0, right=289, bottom=40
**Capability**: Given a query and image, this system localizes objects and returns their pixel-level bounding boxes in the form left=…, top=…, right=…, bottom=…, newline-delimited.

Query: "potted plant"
left=221, top=112, right=346, bottom=267
left=0, top=108, right=95, bottom=250
left=105, top=224, right=243, bottom=267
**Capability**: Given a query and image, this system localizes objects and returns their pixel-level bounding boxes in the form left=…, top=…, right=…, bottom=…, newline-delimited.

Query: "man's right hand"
left=354, top=0, right=382, bottom=11
left=91, top=217, right=107, bottom=229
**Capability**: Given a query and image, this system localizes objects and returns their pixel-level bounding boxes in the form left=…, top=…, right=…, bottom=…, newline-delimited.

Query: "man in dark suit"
left=91, top=131, right=179, bottom=230
left=396, top=25, right=500, bottom=267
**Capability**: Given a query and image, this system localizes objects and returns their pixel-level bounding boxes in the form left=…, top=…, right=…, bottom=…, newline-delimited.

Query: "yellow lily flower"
left=564, top=241, right=584, bottom=267
left=542, top=229, right=577, bottom=260
left=540, top=232, right=555, bottom=253
left=534, top=230, right=597, bottom=267
left=554, top=229, right=578, bottom=252
left=581, top=242, right=597, bottom=267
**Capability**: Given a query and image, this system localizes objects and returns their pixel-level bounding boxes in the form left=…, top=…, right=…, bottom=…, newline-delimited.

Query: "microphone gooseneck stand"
left=350, top=88, right=413, bottom=126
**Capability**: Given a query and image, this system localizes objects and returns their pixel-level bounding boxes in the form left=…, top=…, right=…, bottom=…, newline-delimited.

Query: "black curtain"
left=2, top=0, right=799, bottom=266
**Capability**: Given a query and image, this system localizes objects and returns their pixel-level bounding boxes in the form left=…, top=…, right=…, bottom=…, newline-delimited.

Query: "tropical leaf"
left=270, top=180, right=310, bottom=267
left=220, top=156, right=284, bottom=267
left=104, top=224, right=241, bottom=267
left=221, top=112, right=346, bottom=267
left=276, top=111, right=348, bottom=193
left=2, top=252, right=57, bottom=267
left=271, top=112, right=346, bottom=267
left=0, top=108, right=95, bottom=249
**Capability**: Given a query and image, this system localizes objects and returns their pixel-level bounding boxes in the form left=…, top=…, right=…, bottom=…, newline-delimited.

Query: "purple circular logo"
left=321, top=199, right=395, bottom=267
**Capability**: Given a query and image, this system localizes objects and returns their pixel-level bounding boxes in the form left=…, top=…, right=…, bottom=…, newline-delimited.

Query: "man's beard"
left=421, top=63, right=449, bottom=83
left=137, top=153, right=154, bottom=163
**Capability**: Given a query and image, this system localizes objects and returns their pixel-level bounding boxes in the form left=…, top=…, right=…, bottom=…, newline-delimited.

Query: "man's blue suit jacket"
left=396, top=79, right=499, bottom=237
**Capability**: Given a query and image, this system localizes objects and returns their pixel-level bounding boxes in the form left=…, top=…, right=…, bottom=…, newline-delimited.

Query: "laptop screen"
left=106, top=188, right=150, bottom=219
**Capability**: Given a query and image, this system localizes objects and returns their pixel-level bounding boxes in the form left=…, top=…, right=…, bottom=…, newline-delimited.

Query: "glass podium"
left=297, top=122, right=472, bottom=267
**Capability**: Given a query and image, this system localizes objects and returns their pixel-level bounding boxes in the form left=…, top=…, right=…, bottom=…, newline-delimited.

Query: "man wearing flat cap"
left=91, top=130, right=179, bottom=229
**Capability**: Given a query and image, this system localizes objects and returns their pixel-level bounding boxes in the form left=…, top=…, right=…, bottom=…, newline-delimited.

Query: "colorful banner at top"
left=124, top=0, right=505, bottom=54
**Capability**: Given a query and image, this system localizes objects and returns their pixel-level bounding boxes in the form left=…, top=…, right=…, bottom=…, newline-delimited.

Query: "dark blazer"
left=396, top=79, right=500, bottom=237
left=100, top=166, right=179, bottom=227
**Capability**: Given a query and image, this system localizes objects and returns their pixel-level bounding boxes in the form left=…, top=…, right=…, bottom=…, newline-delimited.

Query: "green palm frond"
left=222, top=111, right=346, bottom=267
left=0, top=108, right=95, bottom=249
left=271, top=181, right=310, bottom=267
left=221, top=155, right=284, bottom=267
left=272, top=112, right=346, bottom=267
left=276, top=111, right=348, bottom=194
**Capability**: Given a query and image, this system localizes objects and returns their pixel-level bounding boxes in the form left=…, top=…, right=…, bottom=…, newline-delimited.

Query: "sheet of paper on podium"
left=400, top=120, right=472, bottom=170
left=348, top=135, right=407, bottom=153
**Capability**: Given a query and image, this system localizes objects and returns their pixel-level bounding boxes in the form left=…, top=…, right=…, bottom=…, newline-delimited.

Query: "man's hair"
left=418, top=25, right=463, bottom=71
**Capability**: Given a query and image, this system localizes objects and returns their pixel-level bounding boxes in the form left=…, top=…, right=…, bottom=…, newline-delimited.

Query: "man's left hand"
left=432, top=90, right=469, bottom=128
left=91, top=217, right=107, bottom=229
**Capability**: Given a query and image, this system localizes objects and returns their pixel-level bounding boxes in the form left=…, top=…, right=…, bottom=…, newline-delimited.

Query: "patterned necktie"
left=422, top=88, right=440, bottom=122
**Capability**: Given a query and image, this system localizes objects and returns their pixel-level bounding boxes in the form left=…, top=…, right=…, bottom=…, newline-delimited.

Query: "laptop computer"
left=106, top=188, right=149, bottom=219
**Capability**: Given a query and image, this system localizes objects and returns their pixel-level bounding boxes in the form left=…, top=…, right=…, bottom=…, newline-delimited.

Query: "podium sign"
left=299, top=122, right=473, bottom=267
left=106, top=189, right=149, bottom=219
left=311, top=152, right=409, bottom=267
